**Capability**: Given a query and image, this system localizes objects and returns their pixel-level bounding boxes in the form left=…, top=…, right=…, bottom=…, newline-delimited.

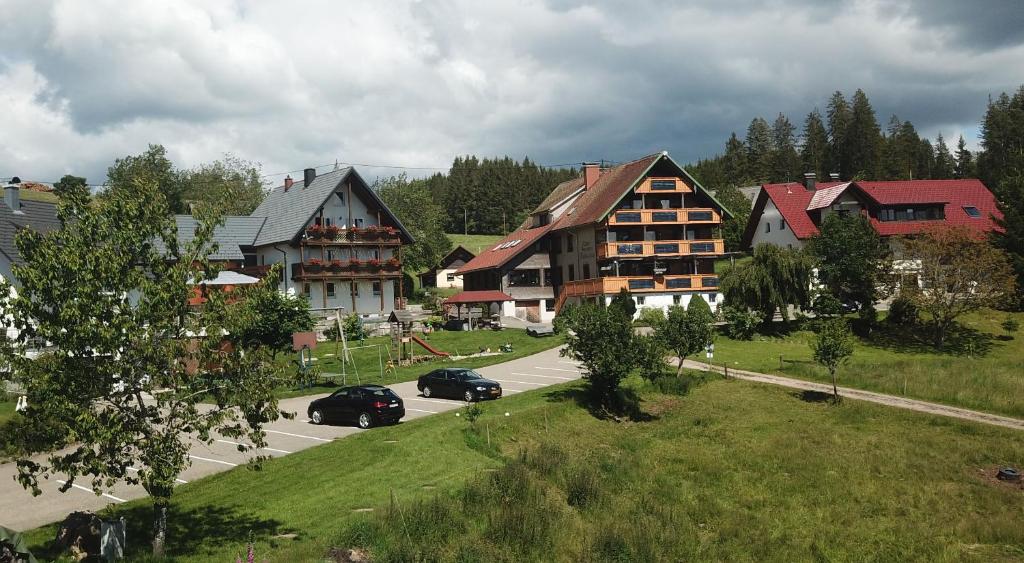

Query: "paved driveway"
left=0, top=345, right=580, bottom=531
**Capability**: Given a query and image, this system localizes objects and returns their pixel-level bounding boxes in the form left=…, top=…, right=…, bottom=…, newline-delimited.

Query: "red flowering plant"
left=306, top=224, right=326, bottom=239
left=385, top=257, right=401, bottom=270
left=324, top=224, right=341, bottom=240
left=346, top=227, right=361, bottom=241
left=366, top=258, right=382, bottom=270
left=329, top=259, right=344, bottom=272
left=383, top=226, right=399, bottom=238
left=347, top=258, right=364, bottom=270
left=306, top=258, right=324, bottom=272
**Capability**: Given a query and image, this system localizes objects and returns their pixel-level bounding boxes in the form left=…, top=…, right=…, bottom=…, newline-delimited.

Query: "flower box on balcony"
left=306, top=224, right=326, bottom=239
left=348, top=259, right=364, bottom=271
left=346, top=227, right=361, bottom=241
left=325, top=225, right=341, bottom=240
left=383, top=226, right=398, bottom=237
left=329, top=259, right=344, bottom=272
left=366, top=259, right=382, bottom=270
left=384, top=258, right=401, bottom=270
left=305, top=259, right=324, bottom=273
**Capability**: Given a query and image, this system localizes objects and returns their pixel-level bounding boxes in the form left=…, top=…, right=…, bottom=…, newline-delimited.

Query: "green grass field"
left=25, top=374, right=1024, bottom=561
left=447, top=233, right=503, bottom=255
left=710, top=309, right=1024, bottom=418
left=275, top=328, right=563, bottom=399
left=20, top=190, right=59, bottom=204
left=0, top=400, right=15, bottom=426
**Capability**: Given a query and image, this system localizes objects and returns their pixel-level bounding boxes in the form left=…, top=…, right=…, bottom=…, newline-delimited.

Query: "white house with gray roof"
left=176, top=167, right=414, bottom=316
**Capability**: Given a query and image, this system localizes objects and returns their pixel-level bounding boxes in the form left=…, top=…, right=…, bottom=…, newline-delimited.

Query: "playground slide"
left=411, top=334, right=451, bottom=357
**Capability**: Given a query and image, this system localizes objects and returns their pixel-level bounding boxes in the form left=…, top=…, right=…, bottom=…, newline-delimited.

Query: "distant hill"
left=447, top=233, right=502, bottom=255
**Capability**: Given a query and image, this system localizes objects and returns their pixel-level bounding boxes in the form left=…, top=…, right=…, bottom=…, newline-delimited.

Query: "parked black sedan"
left=308, top=385, right=405, bottom=428
left=417, top=368, right=503, bottom=402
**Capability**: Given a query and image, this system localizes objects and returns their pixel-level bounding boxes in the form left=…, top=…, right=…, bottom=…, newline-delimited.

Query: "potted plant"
left=367, top=258, right=382, bottom=270
left=325, top=224, right=341, bottom=240
left=329, top=259, right=344, bottom=272
left=383, top=226, right=399, bottom=238
left=306, top=224, right=326, bottom=239
left=348, top=259, right=363, bottom=271
left=306, top=258, right=324, bottom=273
left=385, top=257, right=401, bottom=270
left=347, top=227, right=361, bottom=241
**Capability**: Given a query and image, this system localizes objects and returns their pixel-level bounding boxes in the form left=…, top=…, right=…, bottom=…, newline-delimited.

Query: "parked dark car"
left=308, top=385, right=405, bottom=428
left=417, top=368, right=502, bottom=402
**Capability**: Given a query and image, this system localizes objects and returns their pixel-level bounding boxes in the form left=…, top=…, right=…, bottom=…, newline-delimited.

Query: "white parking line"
left=126, top=466, right=187, bottom=484
left=215, top=439, right=292, bottom=455
left=534, top=366, right=579, bottom=373
left=406, top=408, right=438, bottom=414
left=265, top=429, right=333, bottom=443
left=490, top=379, right=546, bottom=386
left=56, top=480, right=126, bottom=503
left=511, top=372, right=575, bottom=380
left=404, top=397, right=462, bottom=406
left=558, top=361, right=581, bottom=366
left=188, top=454, right=239, bottom=467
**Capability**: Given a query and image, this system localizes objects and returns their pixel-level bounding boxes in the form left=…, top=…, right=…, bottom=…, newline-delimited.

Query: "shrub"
left=635, top=307, right=666, bottom=328
left=722, top=306, right=762, bottom=340
left=326, top=313, right=367, bottom=341
left=652, top=375, right=693, bottom=395
left=887, top=294, right=919, bottom=326
left=564, top=464, right=602, bottom=509
left=633, top=334, right=669, bottom=382
left=1001, top=318, right=1020, bottom=335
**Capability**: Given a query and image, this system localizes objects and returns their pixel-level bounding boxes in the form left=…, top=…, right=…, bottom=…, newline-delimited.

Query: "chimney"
left=583, top=162, right=600, bottom=189
left=803, top=172, right=816, bottom=192
left=284, top=175, right=294, bottom=191
left=303, top=167, right=316, bottom=187
left=829, top=172, right=840, bottom=181
left=5, top=176, right=21, bottom=212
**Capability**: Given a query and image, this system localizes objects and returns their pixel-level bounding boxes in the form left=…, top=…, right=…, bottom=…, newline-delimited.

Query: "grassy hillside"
left=25, top=374, right=1024, bottom=561
left=711, top=309, right=1024, bottom=418
left=447, top=233, right=503, bottom=255
left=20, top=190, right=58, bottom=204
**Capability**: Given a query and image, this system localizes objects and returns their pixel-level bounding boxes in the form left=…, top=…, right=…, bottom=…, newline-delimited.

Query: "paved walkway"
left=681, top=358, right=1024, bottom=431
left=0, top=346, right=582, bottom=532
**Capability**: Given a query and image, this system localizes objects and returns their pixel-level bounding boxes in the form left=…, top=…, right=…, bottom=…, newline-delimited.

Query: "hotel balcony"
left=561, top=274, right=720, bottom=296
left=606, top=208, right=721, bottom=226
left=291, top=261, right=403, bottom=281
left=596, top=239, right=725, bottom=259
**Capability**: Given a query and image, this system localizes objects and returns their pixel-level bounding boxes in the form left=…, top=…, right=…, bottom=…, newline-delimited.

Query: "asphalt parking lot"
left=0, top=345, right=581, bottom=531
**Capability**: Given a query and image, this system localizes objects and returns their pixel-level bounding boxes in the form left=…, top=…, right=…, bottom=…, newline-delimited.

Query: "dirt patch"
left=643, top=396, right=681, bottom=417
left=326, top=547, right=370, bottom=562
left=974, top=466, right=1024, bottom=492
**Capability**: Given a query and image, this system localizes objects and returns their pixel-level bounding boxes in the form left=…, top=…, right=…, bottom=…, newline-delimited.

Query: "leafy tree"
left=810, top=318, right=854, bottom=401
left=805, top=213, right=890, bottom=314
left=609, top=288, right=637, bottom=318
left=560, top=303, right=636, bottom=413
left=0, top=174, right=285, bottom=556
left=722, top=305, right=762, bottom=340
left=227, top=272, right=314, bottom=358
left=374, top=173, right=452, bottom=272
left=658, top=297, right=714, bottom=375
left=107, top=144, right=186, bottom=213
left=801, top=109, right=830, bottom=180
left=992, top=174, right=1024, bottom=305
left=954, top=135, right=975, bottom=179
left=902, top=227, right=1017, bottom=348
left=181, top=155, right=266, bottom=215
left=933, top=133, right=955, bottom=179
left=53, top=174, right=87, bottom=198
left=712, top=184, right=753, bottom=252
left=634, top=334, right=669, bottom=382
left=720, top=243, right=814, bottom=323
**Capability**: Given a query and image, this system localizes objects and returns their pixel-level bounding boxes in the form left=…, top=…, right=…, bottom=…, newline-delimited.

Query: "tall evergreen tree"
left=800, top=109, right=829, bottom=180
left=933, top=133, right=955, bottom=179
left=770, top=113, right=801, bottom=182
left=723, top=133, right=749, bottom=186
left=954, top=135, right=974, bottom=179
left=845, top=89, right=882, bottom=179
left=745, top=117, right=773, bottom=183
left=916, top=138, right=935, bottom=180
left=826, top=91, right=852, bottom=178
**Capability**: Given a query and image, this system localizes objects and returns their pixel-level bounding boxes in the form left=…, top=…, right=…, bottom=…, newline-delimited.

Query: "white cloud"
left=0, top=0, right=1021, bottom=184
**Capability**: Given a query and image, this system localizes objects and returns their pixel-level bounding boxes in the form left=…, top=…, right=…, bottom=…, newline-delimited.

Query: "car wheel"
left=310, top=409, right=324, bottom=425
left=357, top=412, right=374, bottom=429
left=464, top=389, right=476, bottom=403
left=422, top=386, right=432, bottom=398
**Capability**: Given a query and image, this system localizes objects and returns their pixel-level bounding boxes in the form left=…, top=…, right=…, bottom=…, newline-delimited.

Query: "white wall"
left=436, top=267, right=463, bottom=289
left=750, top=199, right=802, bottom=249
left=599, top=291, right=721, bottom=316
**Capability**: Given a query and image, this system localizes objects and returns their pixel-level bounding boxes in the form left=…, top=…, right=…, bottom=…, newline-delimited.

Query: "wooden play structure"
left=389, top=309, right=450, bottom=365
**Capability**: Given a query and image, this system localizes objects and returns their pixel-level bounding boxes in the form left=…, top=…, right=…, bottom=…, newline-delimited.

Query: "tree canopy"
left=806, top=213, right=891, bottom=314
left=720, top=243, right=813, bottom=322
left=374, top=173, right=453, bottom=272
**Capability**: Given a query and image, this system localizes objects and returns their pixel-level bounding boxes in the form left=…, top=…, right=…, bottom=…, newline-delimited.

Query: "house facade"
left=418, top=245, right=475, bottom=289
left=742, top=174, right=1003, bottom=253
left=454, top=152, right=732, bottom=321
left=177, top=167, right=414, bottom=316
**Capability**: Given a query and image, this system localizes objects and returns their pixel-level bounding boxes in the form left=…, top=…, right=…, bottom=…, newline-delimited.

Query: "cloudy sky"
left=1, top=0, right=1021, bottom=186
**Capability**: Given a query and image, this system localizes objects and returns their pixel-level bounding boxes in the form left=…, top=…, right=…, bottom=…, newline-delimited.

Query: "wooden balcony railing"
left=291, top=262, right=402, bottom=280
left=561, top=275, right=720, bottom=297
left=596, top=239, right=724, bottom=259
left=606, top=208, right=721, bottom=226
left=633, top=177, right=694, bottom=194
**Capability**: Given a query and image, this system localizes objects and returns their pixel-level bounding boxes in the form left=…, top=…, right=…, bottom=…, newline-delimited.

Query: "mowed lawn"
left=274, top=328, right=563, bottom=399
left=709, top=309, right=1024, bottom=418
left=26, top=376, right=1024, bottom=561
left=446, top=233, right=502, bottom=255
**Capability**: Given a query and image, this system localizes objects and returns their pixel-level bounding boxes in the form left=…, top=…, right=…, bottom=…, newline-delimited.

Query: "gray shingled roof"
left=172, top=215, right=267, bottom=260
left=251, top=167, right=414, bottom=246
left=0, top=199, right=62, bottom=267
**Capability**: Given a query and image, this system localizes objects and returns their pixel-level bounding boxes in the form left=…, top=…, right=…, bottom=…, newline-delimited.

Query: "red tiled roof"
left=444, top=290, right=514, bottom=304
left=551, top=154, right=662, bottom=231
left=747, top=179, right=1002, bottom=244
left=454, top=223, right=553, bottom=275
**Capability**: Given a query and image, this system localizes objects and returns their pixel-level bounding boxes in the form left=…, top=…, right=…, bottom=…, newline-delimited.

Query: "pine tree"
left=826, top=91, right=852, bottom=178
left=770, top=113, right=802, bottom=182
left=916, top=138, right=935, bottom=180
left=845, top=89, right=882, bottom=179
left=745, top=117, right=773, bottom=183
left=933, top=133, right=955, bottom=179
left=954, top=135, right=974, bottom=179
left=800, top=109, right=829, bottom=180
left=723, top=133, right=749, bottom=186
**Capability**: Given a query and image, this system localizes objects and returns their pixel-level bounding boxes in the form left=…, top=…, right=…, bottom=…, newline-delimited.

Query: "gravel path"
left=681, top=358, right=1024, bottom=431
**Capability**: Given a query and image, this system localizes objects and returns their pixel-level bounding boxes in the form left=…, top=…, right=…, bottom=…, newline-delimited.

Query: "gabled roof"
left=532, top=177, right=585, bottom=214
left=444, top=290, right=514, bottom=304
left=418, top=246, right=476, bottom=279
left=743, top=179, right=1002, bottom=247
left=172, top=215, right=267, bottom=261
left=550, top=152, right=733, bottom=231
left=0, top=199, right=61, bottom=268
left=455, top=223, right=553, bottom=275
left=250, top=167, right=413, bottom=246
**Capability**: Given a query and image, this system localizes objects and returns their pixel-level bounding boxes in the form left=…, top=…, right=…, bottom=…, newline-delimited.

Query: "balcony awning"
left=444, top=290, right=514, bottom=305
left=189, top=270, right=261, bottom=286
